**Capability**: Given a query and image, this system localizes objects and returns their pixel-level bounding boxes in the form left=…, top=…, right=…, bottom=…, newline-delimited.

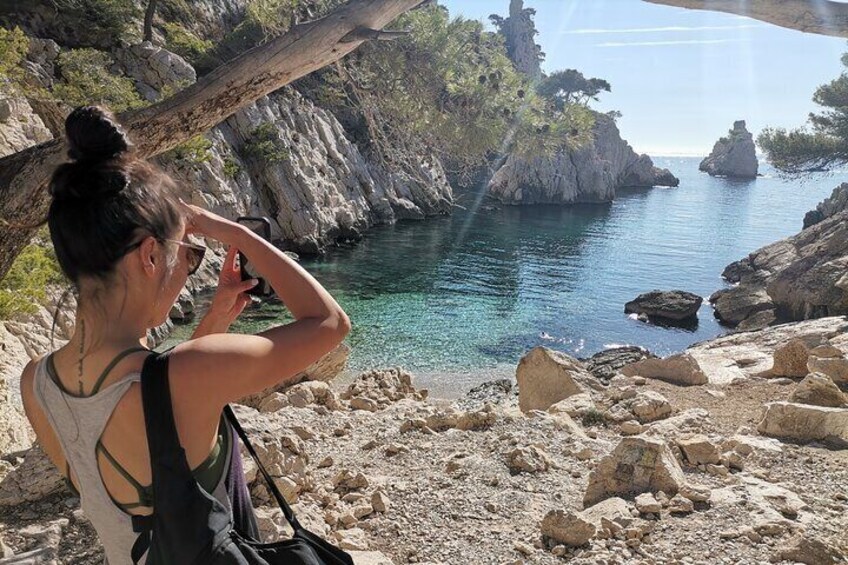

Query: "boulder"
left=757, top=401, right=848, bottom=444
left=0, top=446, right=67, bottom=507
left=628, top=391, right=673, bottom=423
left=668, top=493, right=694, bottom=514
left=540, top=497, right=631, bottom=547
left=624, top=290, right=703, bottom=322
left=771, top=532, right=846, bottom=565
left=767, top=339, right=809, bottom=378
left=807, top=356, right=848, bottom=385
left=699, top=120, right=758, bottom=179
left=676, top=434, right=721, bottom=466
left=634, top=493, right=661, bottom=514
left=504, top=446, right=552, bottom=474
left=581, top=345, right=655, bottom=381
left=583, top=436, right=686, bottom=506
left=789, top=373, right=846, bottom=408
left=515, top=347, right=588, bottom=413
left=620, top=353, right=708, bottom=386
left=547, top=393, right=595, bottom=418
left=710, top=286, right=775, bottom=328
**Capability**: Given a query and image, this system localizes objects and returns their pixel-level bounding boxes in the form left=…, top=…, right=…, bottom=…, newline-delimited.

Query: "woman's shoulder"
left=19, top=355, right=42, bottom=404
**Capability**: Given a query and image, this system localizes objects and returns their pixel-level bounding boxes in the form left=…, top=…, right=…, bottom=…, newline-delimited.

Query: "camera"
left=235, top=216, right=274, bottom=297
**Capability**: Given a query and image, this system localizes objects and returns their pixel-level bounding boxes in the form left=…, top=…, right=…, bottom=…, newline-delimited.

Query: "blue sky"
left=439, top=0, right=847, bottom=156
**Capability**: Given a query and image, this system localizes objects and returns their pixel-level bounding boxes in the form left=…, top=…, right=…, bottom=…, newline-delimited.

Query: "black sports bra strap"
left=91, top=346, right=151, bottom=395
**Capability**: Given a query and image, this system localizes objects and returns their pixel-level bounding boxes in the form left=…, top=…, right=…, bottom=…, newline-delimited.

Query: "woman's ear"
left=139, top=236, right=159, bottom=277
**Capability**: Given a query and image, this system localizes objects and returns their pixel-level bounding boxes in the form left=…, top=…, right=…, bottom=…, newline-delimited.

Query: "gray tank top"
left=32, top=352, right=233, bottom=565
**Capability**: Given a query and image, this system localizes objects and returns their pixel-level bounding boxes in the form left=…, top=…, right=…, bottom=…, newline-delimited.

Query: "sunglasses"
left=123, top=237, right=207, bottom=276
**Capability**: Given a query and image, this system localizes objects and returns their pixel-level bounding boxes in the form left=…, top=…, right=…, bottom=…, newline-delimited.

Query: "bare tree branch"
left=643, top=0, right=848, bottom=38
left=0, top=0, right=425, bottom=280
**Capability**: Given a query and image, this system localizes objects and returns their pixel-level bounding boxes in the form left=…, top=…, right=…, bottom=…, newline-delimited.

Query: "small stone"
left=706, top=464, right=729, bottom=477
left=370, top=491, right=390, bottom=513
left=635, top=493, right=661, bottom=514
left=679, top=484, right=711, bottom=503
left=676, top=434, right=721, bottom=466
left=620, top=420, right=643, bottom=435
left=513, top=541, right=534, bottom=556
left=668, top=494, right=694, bottom=514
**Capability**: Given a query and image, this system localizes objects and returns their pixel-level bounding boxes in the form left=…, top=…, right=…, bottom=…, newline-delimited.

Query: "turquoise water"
left=166, top=157, right=848, bottom=397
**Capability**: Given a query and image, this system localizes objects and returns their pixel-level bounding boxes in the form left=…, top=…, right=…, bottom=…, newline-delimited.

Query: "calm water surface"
left=165, top=157, right=848, bottom=397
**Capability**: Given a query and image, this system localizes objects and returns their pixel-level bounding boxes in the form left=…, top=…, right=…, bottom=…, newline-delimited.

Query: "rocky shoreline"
left=0, top=316, right=846, bottom=564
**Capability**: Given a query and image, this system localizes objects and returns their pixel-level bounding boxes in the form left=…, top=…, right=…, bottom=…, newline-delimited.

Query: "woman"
left=18, top=105, right=351, bottom=564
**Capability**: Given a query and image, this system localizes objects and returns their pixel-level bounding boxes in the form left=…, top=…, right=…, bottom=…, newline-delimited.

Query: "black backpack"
left=131, top=349, right=355, bottom=565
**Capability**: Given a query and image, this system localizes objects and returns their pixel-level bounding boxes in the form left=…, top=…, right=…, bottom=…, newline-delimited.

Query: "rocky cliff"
left=711, top=201, right=848, bottom=330
left=495, top=0, right=543, bottom=81
left=699, top=120, right=758, bottom=179
left=488, top=112, right=679, bottom=204
left=109, top=41, right=453, bottom=257
left=803, top=182, right=848, bottom=228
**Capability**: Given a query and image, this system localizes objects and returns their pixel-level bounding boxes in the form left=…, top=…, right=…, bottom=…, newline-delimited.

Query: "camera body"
left=235, top=216, right=274, bottom=297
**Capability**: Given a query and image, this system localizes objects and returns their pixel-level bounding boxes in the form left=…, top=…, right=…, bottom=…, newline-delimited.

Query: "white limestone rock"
left=699, top=120, right=758, bottom=179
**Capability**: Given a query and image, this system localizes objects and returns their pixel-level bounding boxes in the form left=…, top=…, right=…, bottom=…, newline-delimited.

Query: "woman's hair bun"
left=65, top=105, right=132, bottom=162
left=49, top=106, right=134, bottom=202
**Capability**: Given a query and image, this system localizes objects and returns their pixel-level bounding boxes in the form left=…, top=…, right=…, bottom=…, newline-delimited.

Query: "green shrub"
left=0, top=230, right=65, bottom=318
left=54, top=0, right=141, bottom=44
left=243, top=123, right=288, bottom=163
left=161, top=22, right=213, bottom=65
left=0, top=26, right=28, bottom=92
left=164, top=134, right=214, bottom=165
left=222, top=155, right=242, bottom=178
left=52, top=48, right=145, bottom=113
left=580, top=408, right=608, bottom=428
left=244, top=0, right=300, bottom=36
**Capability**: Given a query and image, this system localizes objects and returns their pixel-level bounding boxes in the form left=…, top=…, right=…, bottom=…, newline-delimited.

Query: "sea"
left=162, top=157, right=848, bottom=398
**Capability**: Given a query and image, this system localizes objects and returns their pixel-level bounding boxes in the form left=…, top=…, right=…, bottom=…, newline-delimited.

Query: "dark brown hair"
left=48, top=105, right=183, bottom=346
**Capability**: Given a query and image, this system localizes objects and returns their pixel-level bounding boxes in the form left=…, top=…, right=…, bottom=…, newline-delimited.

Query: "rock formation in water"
left=711, top=197, right=848, bottom=330
left=625, top=290, right=703, bottom=323
left=487, top=113, right=679, bottom=204
left=699, top=120, right=758, bottom=179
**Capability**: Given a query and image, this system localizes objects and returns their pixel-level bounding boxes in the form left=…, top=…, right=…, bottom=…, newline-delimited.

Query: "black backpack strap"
left=224, top=405, right=303, bottom=532
left=131, top=514, right=153, bottom=564
left=131, top=349, right=179, bottom=565
left=140, top=349, right=182, bottom=459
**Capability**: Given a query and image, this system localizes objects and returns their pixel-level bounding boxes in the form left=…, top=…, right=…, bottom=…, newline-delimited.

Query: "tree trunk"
left=643, top=0, right=848, bottom=38
left=0, top=0, right=424, bottom=281
left=144, top=0, right=158, bottom=43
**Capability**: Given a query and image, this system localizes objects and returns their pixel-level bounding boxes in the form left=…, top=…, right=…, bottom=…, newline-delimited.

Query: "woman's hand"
left=178, top=197, right=243, bottom=244
left=191, top=246, right=258, bottom=338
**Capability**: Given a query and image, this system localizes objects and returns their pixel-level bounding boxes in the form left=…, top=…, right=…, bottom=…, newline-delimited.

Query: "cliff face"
left=496, top=0, right=543, bottom=81
left=17, top=38, right=453, bottom=258
left=699, top=120, right=758, bottom=179
left=488, top=113, right=679, bottom=204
